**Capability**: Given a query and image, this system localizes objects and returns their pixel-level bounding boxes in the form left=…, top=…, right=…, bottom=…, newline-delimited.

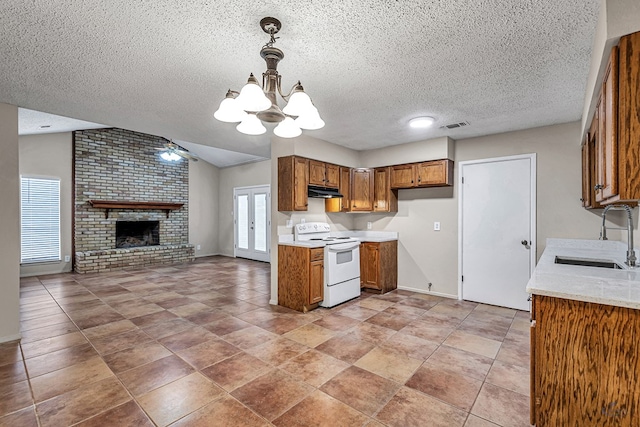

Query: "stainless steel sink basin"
left=554, top=256, right=623, bottom=269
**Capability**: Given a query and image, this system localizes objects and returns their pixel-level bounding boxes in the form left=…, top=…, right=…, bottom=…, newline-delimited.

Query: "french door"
left=234, top=185, right=270, bottom=262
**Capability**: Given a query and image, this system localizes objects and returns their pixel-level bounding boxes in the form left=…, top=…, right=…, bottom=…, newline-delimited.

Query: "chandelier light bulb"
left=295, top=107, right=325, bottom=130
left=409, top=116, right=435, bottom=128
left=236, top=114, right=267, bottom=135
left=214, top=95, right=247, bottom=123
left=274, top=117, right=302, bottom=138
left=283, top=86, right=315, bottom=117
left=234, top=74, right=272, bottom=112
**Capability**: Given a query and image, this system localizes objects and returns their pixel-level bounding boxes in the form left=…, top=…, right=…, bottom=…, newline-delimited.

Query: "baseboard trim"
left=0, top=333, right=21, bottom=344
left=397, top=285, right=458, bottom=300
left=269, top=299, right=278, bottom=305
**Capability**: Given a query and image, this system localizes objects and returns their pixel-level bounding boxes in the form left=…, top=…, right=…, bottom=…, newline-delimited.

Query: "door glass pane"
left=238, top=195, right=249, bottom=250
left=254, top=193, right=267, bottom=252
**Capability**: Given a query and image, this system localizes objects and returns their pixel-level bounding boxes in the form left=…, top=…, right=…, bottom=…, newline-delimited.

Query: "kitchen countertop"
left=526, top=238, right=640, bottom=310
left=278, top=230, right=398, bottom=247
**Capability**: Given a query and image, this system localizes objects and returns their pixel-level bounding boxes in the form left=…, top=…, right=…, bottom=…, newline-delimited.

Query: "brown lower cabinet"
left=530, top=294, right=640, bottom=426
left=278, top=245, right=323, bottom=312
left=360, top=240, right=397, bottom=294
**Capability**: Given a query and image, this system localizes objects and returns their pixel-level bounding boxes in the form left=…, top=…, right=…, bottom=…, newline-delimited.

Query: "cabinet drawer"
left=309, top=248, right=324, bottom=262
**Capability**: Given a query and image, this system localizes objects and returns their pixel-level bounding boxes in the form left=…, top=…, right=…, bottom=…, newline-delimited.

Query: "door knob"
left=521, top=240, right=530, bottom=249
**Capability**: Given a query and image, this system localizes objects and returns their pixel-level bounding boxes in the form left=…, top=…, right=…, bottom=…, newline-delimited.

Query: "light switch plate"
left=434, top=222, right=441, bottom=231
left=367, top=222, right=372, bottom=230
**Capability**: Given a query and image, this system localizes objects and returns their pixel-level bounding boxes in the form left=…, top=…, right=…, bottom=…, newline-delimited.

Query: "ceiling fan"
left=154, top=140, right=199, bottom=162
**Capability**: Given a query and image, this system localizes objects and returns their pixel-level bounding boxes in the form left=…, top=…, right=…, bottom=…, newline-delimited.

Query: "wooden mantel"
left=88, top=200, right=184, bottom=219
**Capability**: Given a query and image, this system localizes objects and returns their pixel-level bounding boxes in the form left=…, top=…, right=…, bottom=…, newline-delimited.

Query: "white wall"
left=0, top=103, right=21, bottom=342
left=19, top=133, right=73, bottom=276
left=189, top=160, right=221, bottom=257
left=217, top=159, right=272, bottom=257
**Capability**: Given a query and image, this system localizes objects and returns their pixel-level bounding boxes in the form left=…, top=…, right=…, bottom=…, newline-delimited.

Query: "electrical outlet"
left=196, top=245, right=201, bottom=250
left=367, top=222, right=372, bottom=230
left=286, top=220, right=293, bottom=228
left=434, top=222, right=441, bottom=231
left=300, top=218, right=305, bottom=224
left=64, top=255, right=70, bottom=262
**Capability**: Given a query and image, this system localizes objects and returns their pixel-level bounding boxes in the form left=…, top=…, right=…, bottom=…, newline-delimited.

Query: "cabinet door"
left=581, top=138, right=591, bottom=208
left=309, top=260, right=324, bottom=304
left=325, top=163, right=340, bottom=188
left=351, top=169, right=374, bottom=211
left=293, top=157, right=309, bottom=210
left=416, top=160, right=453, bottom=186
left=339, top=167, right=351, bottom=212
left=390, top=164, right=416, bottom=188
left=373, top=167, right=397, bottom=212
left=361, top=243, right=380, bottom=289
left=309, top=160, right=327, bottom=186
left=595, top=47, right=619, bottom=202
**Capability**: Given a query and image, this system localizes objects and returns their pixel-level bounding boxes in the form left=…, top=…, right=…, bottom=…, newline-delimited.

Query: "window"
left=20, top=176, right=61, bottom=264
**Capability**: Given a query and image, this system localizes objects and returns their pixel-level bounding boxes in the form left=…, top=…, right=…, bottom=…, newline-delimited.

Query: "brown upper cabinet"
left=390, top=159, right=454, bottom=189
left=278, top=156, right=309, bottom=211
left=373, top=167, right=398, bottom=212
left=309, top=160, right=339, bottom=188
left=279, top=155, right=455, bottom=212
left=587, top=31, right=640, bottom=205
left=351, top=168, right=374, bottom=211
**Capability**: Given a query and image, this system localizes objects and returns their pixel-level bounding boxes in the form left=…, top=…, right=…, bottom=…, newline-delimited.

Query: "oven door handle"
left=326, top=242, right=360, bottom=252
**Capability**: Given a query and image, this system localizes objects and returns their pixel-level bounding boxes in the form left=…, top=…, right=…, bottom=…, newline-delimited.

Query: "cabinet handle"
left=411, top=180, right=414, bottom=184
left=594, top=184, right=604, bottom=191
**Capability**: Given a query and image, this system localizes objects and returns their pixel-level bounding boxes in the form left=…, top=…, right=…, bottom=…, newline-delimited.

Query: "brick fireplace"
left=74, top=128, right=194, bottom=273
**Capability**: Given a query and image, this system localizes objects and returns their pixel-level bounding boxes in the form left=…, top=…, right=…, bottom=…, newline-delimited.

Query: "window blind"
left=20, top=176, right=61, bottom=264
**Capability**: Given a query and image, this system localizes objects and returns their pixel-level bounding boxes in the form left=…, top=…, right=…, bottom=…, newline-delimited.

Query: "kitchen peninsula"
left=526, top=239, right=640, bottom=427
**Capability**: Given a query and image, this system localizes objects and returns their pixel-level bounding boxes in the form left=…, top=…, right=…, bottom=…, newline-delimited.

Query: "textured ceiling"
left=1, top=0, right=600, bottom=159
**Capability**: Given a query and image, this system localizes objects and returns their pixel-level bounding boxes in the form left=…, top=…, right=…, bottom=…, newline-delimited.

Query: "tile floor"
left=1, top=256, right=533, bottom=426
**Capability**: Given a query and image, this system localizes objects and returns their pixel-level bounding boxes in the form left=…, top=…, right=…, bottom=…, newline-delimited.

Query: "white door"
left=234, top=185, right=270, bottom=263
left=459, top=154, right=536, bottom=311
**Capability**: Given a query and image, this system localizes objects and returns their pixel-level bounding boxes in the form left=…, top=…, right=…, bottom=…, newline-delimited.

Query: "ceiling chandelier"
left=214, top=17, right=324, bottom=138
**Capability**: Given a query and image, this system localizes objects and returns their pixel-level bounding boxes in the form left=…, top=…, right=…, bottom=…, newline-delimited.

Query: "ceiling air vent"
left=440, top=121, right=470, bottom=130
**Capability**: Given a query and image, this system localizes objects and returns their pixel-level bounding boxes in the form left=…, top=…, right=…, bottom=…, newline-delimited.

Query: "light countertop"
left=526, top=238, right=640, bottom=310
left=278, top=230, right=398, bottom=247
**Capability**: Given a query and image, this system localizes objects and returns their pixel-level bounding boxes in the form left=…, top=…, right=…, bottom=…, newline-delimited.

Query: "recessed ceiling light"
left=409, top=116, right=435, bottom=128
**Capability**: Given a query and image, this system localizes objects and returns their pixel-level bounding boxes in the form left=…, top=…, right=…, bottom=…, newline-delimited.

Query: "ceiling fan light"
left=274, top=117, right=302, bottom=138
left=295, top=107, right=325, bottom=130
left=161, top=151, right=181, bottom=161
left=235, top=74, right=272, bottom=112
left=409, top=116, right=435, bottom=128
left=236, top=114, right=267, bottom=135
left=214, top=96, right=247, bottom=123
left=283, top=88, right=314, bottom=116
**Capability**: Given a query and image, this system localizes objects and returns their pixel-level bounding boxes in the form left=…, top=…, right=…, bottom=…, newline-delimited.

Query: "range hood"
left=308, top=185, right=344, bottom=199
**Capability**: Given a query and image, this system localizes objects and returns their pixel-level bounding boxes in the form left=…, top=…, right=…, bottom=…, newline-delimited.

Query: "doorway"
left=458, top=154, right=536, bottom=311
left=234, top=185, right=271, bottom=263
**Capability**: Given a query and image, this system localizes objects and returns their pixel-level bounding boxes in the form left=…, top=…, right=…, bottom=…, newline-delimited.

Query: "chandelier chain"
left=264, top=29, right=279, bottom=49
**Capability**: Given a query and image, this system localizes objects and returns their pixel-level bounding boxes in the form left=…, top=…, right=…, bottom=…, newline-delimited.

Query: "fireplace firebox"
left=116, top=221, right=160, bottom=248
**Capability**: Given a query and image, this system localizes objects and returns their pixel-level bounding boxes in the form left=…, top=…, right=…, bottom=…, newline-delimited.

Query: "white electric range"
left=294, top=223, right=361, bottom=307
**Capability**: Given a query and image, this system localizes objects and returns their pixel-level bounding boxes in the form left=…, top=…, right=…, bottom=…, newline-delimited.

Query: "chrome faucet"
left=600, top=204, right=637, bottom=267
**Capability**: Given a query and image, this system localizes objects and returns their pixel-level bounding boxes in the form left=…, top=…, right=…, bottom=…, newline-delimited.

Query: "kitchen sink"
left=554, top=256, right=623, bottom=269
